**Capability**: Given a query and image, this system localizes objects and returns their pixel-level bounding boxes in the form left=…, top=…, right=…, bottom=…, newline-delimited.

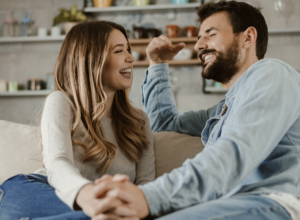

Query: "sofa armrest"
left=0, top=120, right=41, bottom=184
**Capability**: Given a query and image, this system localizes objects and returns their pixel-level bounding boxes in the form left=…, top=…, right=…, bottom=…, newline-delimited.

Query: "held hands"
left=146, top=35, right=186, bottom=66
left=76, top=174, right=149, bottom=220
left=76, top=175, right=136, bottom=219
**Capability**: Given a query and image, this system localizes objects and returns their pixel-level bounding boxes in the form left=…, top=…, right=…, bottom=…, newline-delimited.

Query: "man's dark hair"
left=197, top=0, right=268, bottom=60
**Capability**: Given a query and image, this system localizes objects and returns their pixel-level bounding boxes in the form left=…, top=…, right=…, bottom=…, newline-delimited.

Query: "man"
left=90, top=1, right=300, bottom=219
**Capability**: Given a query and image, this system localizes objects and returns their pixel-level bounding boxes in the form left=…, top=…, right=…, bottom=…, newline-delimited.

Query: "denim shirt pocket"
left=201, top=115, right=221, bottom=145
left=211, top=98, right=235, bottom=143
left=202, top=99, right=234, bottom=146
left=0, top=188, right=4, bottom=205
left=211, top=117, right=226, bottom=142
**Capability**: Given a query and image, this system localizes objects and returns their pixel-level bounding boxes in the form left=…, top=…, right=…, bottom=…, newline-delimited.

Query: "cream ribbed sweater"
left=35, top=91, right=155, bottom=209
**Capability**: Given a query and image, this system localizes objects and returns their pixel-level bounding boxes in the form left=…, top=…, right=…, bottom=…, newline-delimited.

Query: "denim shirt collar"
left=225, top=59, right=262, bottom=100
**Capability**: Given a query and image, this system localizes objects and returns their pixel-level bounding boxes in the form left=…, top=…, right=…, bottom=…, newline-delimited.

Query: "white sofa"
left=0, top=120, right=205, bottom=184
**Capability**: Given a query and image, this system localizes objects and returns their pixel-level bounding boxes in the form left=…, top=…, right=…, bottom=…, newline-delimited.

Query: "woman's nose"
left=127, top=52, right=135, bottom=62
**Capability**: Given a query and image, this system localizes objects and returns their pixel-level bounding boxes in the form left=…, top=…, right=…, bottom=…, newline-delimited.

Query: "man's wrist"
left=137, top=187, right=150, bottom=218
left=149, top=60, right=168, bottom=66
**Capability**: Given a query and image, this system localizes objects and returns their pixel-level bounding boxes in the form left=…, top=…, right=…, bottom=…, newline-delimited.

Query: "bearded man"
left=86, top=1, right=300, bottom=220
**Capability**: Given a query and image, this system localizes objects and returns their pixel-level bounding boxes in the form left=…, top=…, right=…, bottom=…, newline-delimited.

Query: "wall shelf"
left=1, top=29, right=299, bottom=43
left=268, top=28, right=300, bottom=34
left=204, top=87, right=228, bottom=93
left=0, top=90, right=53, bottom=97
left=84, top=3, right=200, bottom=13
left=130, top=37, right=197, bottom=44
left=1, top=28, right=300, bottom=43
left=0, top=36, right=65, bottom=43
left=0, top=36, right=197, bottom=44
left=134, top=59, right=201, bottom=67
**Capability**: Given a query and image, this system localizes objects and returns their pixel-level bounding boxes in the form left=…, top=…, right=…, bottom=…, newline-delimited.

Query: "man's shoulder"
left=244, top=58, right=300, bottom=82
left=233, top=58, right=300, bottom=97
left=252, top=58, right=297, bottom=74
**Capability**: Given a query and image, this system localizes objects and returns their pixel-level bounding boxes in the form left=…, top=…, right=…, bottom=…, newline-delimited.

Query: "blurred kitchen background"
left=0, top=0, right=299, bottom=124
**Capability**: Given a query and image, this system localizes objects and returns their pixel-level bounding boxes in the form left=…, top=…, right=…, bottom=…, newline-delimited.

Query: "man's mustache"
left=199, top=49, right=217, bottom=62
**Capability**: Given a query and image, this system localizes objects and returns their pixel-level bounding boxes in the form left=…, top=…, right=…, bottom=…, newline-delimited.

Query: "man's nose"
left=194, top=38, right=208, bottom=54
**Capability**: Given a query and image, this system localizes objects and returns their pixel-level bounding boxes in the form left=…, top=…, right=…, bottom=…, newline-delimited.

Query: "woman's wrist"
left=75, top=183, right=94, bottom=209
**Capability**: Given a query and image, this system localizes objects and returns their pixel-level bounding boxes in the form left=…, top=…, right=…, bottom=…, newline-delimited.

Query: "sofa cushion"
left=0, top=120, right=205, bottom=184
left=153, top=131, right=204, bottom=178
left=0, top=120, right=41, bottom=184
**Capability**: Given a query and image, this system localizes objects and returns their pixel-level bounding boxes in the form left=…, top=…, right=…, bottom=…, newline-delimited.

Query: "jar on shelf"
left=46, top=73, right=55, bottom=90
left=0, top=80, right=7, bottom=92
left=3, top=11, right=16, bottom=37
left=27, top=79, right=45, bottom=91
left=8, top=81, right=18, bottom=92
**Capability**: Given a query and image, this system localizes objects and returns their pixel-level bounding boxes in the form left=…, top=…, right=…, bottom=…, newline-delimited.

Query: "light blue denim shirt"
left=139, top=58, right=300, bottom=217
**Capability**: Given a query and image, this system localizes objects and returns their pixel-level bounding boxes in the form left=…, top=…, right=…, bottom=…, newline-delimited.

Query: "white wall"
left=0, top=0, right=299, bottom=124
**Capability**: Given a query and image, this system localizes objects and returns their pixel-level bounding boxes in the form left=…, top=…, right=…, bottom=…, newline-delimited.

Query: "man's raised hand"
left=146, top=35, right=185, bottom=66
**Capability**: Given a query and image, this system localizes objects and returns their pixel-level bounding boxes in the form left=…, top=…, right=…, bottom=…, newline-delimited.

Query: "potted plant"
left=53, top=4, right=87, bottom=34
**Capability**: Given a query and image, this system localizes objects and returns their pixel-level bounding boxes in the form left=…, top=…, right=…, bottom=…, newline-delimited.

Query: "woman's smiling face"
left=102, top=29, right=135, bottom=95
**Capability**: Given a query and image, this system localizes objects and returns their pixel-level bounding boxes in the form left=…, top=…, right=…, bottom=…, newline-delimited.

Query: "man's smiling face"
left=194, top=11, right=242, bottom=84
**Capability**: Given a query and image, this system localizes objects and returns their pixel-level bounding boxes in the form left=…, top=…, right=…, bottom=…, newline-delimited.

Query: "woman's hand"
left=93, top=175, right=150, bottom=219
left=75, top=178, right=138, bottom=220
left=94, top=174, right=130, bottom=185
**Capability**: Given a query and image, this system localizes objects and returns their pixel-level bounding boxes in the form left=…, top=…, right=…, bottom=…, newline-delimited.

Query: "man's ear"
left=242, top=27, right=257, bottom=49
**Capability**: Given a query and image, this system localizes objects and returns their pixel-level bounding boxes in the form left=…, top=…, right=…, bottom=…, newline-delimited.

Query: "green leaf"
left=75, top=12, right=87, bottom=21
left=53, top=14, right=69, bottom=26
left=53, top=4, right=87, bottom=26
left=70, top=5, right=77, bottom=16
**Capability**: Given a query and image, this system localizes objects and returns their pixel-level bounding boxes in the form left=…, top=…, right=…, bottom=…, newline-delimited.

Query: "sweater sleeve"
left=134, top=110, right=155, bottom=185
left=41, top=91, right=92, bottom=209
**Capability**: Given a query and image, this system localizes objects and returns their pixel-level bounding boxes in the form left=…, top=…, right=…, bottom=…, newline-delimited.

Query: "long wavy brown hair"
left=53, top=21, right=149, bottom=172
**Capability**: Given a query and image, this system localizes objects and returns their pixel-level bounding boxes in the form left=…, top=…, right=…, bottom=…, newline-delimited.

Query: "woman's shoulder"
left=45, top=91, right=75, bottom=108
left=135, top=108, right=149, bottom=121
left=44, top=91, right=76, bottom=114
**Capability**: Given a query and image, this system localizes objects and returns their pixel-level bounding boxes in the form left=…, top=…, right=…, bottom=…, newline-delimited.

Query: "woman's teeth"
left=119, top=68, right=131, bottom=76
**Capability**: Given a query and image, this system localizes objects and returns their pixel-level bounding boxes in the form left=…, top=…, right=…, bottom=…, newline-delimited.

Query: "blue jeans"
left=0, top=174, right=90, bottom=220
left=156, top=194, right=292, bottom=220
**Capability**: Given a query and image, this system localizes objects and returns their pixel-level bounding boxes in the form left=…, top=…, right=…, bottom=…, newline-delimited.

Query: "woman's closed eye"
left=115, top=49, right=131, bottom=54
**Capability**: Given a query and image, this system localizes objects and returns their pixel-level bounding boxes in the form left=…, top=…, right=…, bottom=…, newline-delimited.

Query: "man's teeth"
left=205, top=54, right=214, bottom=61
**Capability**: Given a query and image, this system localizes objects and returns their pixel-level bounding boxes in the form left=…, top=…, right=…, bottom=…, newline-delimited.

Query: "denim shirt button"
left=157, top=212, right=163, bottom=217
left=0, top=188, right=4, bottom=205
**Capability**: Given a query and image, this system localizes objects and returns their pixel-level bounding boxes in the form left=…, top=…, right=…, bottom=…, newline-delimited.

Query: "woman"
left=0, top=21, right=154, bottom=220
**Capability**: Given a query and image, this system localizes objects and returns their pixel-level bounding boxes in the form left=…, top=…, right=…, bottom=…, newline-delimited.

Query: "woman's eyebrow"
left=112, top=43, right=130, bottom=50
left=112, top=44, right=124, bottom=49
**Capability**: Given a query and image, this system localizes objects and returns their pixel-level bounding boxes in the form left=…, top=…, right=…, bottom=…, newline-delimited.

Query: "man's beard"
left=201, top=39, right=241, bottom=84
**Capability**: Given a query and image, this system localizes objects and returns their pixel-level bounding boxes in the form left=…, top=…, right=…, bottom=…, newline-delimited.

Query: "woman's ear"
left=242, top=27, right=257, bottom=49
